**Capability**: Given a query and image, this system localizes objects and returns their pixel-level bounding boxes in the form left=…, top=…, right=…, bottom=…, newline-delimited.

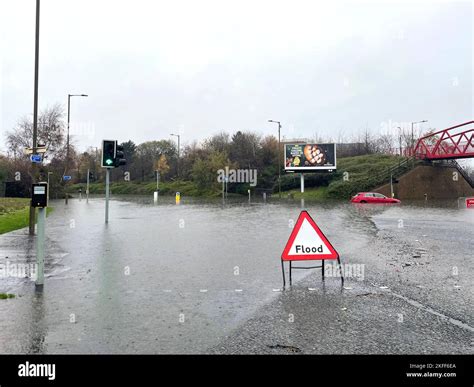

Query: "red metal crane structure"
left=413, top=120, right=474, bottom=160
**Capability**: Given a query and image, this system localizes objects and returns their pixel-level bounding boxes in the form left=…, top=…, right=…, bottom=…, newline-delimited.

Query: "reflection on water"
left=0, top=194, right=471, bottom=354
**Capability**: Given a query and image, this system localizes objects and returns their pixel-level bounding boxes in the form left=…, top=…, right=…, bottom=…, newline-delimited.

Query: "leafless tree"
left=6, top=104, right=65, bottom=159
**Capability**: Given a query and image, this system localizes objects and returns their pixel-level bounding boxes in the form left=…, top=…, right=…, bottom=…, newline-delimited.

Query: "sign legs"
left=280, top=258, right=344, bottom=289
left=281, top=260, right=286, bottom=288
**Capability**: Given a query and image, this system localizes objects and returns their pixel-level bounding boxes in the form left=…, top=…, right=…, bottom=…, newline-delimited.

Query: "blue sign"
left=30, top=154, right=42, bottom=163
left=63, top=176, right=72, bottom=181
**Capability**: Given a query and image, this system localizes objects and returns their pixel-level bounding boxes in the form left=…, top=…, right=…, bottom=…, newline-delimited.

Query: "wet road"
left=0, top=196, right=472, bottom=354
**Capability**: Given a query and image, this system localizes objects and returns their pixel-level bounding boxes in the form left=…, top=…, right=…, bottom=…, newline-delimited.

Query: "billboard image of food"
left=284, top=143, right=336, bottom=171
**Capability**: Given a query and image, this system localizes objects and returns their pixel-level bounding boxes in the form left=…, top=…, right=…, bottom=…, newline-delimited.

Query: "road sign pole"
left=36, top=207, right=45, bottom=287
left=300, top=173, right=305, bottom=193
left=86, top=168, right=90, bottom=203
left=105, top=168, right=110, bottom=223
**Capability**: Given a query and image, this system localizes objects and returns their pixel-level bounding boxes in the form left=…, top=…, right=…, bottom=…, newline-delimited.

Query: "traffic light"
left=102, top=140, right=116, bottom=168
left=114, top=143, right=127, bottom=167
left=101, top=140, right=127, bottom=168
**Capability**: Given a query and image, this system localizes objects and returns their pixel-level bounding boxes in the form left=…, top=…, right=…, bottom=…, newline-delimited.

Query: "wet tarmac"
left=0, top=196, right=472, bottom=354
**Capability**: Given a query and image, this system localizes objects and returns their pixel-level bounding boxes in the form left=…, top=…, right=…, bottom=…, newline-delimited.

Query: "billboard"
left=284, top=143, right=336, bottom=171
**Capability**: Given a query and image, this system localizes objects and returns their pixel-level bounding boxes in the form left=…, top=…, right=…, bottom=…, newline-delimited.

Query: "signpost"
left=30, top=154, right=42, bottom=163
left=281, top=210, right=344, bottom=288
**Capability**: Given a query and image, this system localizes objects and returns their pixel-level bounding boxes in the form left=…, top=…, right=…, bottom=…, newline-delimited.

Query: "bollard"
left=176, top=192, right=181, bottom=204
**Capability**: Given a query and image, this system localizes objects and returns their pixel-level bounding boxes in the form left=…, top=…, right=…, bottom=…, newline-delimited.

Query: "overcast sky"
left=0, top=0, right=472, bottom=152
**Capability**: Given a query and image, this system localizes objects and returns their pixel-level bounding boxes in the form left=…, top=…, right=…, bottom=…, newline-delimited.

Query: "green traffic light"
left=106, top=159, right=113, bottom=165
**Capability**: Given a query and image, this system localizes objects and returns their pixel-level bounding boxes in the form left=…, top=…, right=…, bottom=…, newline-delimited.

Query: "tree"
left=229, top=131, right=261, bottom=169
left=120, top=140, right=137, bottom=164
left=132, top=140, right=176, bottom=181
left=155, top=154, right=170, bottom=178
left=6, top=104, right=65, bottom=159
left=192, top=150, right=233, bottom=191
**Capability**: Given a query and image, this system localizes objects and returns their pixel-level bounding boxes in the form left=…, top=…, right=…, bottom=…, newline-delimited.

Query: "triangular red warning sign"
left=281, top=211, right=339, bottom=261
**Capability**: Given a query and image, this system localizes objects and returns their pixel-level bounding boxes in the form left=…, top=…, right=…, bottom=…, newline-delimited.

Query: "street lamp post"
left=28, top=0, right=41, bottom=235
left=170, top=133, right=180, bottom=178
left=397, top=126, right=402, bottom=156
left=65, top=94, right=88, bottom=204
left=268, top=120, right=282, bottom=198
left=410, top=120, right=428, bottom=155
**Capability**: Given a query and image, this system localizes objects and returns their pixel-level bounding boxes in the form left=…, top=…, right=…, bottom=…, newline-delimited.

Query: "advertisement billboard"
left=284, top=143, right=336, bottom=171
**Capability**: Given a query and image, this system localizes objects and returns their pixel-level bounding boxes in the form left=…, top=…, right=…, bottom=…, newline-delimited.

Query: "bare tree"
left=6, top=104, right=66, bottom=159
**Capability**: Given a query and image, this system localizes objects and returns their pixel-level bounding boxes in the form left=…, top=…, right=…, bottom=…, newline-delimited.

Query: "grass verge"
left=0, top=198, right=54, bottom=235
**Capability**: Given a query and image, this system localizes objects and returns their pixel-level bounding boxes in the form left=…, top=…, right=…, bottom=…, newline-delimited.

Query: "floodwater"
left=0, top=195, right=472, bottom=353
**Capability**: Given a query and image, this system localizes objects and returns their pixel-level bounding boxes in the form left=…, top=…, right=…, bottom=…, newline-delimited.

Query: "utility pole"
left=29, top=0, right=41, bottom=236
left=268, top=120, right=282, bottom=198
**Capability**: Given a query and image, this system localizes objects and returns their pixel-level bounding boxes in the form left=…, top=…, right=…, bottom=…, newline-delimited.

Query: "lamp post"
left=268, top=120, right=282, bottom=198
left=28, top=0, right=41, bottom=235
left=65, top=94, right=88, bottom=204
left=397, top=126, right=402, bottom=156
left=410, top=120, right=428, bottom=155
left=170, top=133, right=180, bottom=178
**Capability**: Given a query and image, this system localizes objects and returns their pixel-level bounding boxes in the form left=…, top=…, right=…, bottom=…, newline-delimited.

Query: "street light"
left=170, top=133, right=180, bottom=178
left=65, top=94, right=88, bottom=204
left=29, top=0, right=41, bottom=235
left=397, top=126, right=403, bottom=156
left=268, top=120, right=282, bottom=198
left=410, top=120, right=428, bottom=154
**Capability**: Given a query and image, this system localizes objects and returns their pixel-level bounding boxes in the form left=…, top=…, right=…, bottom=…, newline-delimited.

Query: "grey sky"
left=1, top=0, right=472, bottom=153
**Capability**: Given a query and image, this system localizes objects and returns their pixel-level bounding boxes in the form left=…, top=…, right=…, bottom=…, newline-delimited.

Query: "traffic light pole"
left=105, top=169, right=110, bottom=224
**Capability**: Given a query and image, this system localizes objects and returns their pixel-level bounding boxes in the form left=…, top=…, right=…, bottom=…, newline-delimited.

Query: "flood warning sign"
left=281, top=211, right=339, bottom=261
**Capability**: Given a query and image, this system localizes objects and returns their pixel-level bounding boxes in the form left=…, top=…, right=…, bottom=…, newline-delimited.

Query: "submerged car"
left=351, top=192, right=401, bottom=204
